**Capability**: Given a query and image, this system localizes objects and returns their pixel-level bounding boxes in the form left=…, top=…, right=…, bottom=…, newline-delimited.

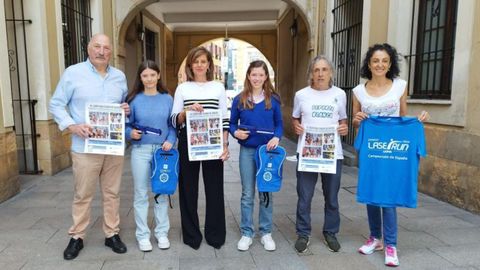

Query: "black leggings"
left=177, top=128, right=226, bottom=249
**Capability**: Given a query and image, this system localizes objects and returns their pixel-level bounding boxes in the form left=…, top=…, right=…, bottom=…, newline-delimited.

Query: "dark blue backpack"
left=151, top=148, right=179, bottom=205
left=255, top=145, right=286, bottom=207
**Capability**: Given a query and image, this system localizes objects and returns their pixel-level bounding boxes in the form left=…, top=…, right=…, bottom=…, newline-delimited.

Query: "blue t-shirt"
left=354, top=116, right=427, bottom=208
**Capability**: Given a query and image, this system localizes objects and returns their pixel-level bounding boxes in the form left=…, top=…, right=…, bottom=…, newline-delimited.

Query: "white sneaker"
left=358, top=236, right=383, bottom=255
left=385, top=245, right=400, bottom=267
left=138, top=238, right=152, bottom=252
left=260, top=234, right=276, bottom=251
left=237, top=236, right=253, bottom=251
left=157, top=236, right=170, bottom=250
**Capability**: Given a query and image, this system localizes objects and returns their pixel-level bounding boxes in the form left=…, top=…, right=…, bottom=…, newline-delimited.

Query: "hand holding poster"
left=84, top=103, right=125, bottom=156
left=186, top=109, right=223, bottom=161
left=298, top=125, right=337, bottom=174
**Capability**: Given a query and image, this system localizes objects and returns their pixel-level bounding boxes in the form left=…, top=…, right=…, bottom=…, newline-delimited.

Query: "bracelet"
left=223, top=142, right=229, bottom=146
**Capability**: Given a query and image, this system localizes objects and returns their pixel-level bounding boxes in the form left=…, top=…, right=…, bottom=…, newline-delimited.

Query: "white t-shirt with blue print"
left=292, top=86, right=347, bottom=158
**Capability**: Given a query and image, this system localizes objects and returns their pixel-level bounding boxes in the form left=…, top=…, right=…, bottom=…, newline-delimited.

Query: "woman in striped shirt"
left=170, top=46, right=230, bottom=250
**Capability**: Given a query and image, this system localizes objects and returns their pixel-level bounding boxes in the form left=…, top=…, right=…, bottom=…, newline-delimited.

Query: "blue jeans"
left=131, top=144, right=170, bottom=241
left=295, top=159, right=342, bottom=237
left=239, top=146, right=273, bottom=237
left=367, top=205, right=397, bottom=246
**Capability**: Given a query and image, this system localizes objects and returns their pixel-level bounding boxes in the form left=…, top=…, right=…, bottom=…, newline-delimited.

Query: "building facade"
left=0, top=0, right=478, bottom=214
left=320, top=0, right=480, bottom=213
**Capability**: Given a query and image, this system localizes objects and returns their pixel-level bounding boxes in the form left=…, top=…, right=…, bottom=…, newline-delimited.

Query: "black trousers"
left=177, top=128, right=226, bottom=249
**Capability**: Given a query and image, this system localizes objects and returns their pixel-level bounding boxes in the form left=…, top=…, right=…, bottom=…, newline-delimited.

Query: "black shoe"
left=323, top=232, right=341, bottom=252
left=207, top=240, right=224, bottom=250
left=185, top=241, right=201, bottom=250
left=63, top=238, right=83, bottom=260
left=105, top=234, right=127, bottom=254
left=294, top=235, right=310, bottom=253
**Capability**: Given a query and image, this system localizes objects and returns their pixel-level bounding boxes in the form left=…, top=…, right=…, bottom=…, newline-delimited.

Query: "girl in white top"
left=352, top=43, right=428, bottom=267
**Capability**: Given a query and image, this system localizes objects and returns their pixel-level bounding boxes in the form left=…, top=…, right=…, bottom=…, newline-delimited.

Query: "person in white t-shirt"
left=292, top=55, right=348, bottom=253
left=352, top=43, right=428, bottom=267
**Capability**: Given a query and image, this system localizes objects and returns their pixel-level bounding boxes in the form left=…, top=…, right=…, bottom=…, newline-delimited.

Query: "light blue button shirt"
left=49, top=59, right=128, bottom=153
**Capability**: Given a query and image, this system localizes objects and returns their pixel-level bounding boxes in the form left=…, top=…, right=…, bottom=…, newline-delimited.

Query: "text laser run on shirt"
left=354, top=116, right=427, bottom=208
left=292, top=86, right=347, bottom=159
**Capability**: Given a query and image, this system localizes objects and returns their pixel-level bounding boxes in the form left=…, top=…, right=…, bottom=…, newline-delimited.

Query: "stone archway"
left=167, top=31, right=277, bottom=91
left=115, top=0, right=159, bottom=70
left=114, top=0, right=315, bottom=139
left=115, top=0, right=316, bottom=68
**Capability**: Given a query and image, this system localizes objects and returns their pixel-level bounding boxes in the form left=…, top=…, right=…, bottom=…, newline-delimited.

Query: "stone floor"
left=1, top=137, right=479, bottom=270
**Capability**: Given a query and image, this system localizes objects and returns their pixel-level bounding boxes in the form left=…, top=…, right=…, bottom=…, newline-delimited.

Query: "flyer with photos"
left=186, top=109, right=223, bottom=161
left=84, top=103, right=125, bottom=156
left=298, top=125, right=338, bottom=174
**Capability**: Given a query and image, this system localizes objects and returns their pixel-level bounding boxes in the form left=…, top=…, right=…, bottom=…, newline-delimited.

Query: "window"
left=410, top=0, right=458, bottom=99
left=145, top=28, right=156, bottom=61
left=61, top=0, right=92, bottom=67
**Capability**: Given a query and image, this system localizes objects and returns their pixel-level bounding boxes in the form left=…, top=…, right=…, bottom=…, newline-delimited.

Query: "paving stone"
left=0, top=138, right=479, bottom=270
left=398, top=203, right=475, bottom=218
left=398, top=215, right=478, bottom=232
left=427, top=227, right=480, bottom=246
left=21, top=261, right=103, bottom=270
left=430, top=243, right=480, bottom=267
left=180, top=256, right=256, bottom=270
left=252, top=253, right=308, bottom=270
left=104, top=257, right=178, bottom=270
left=394, top=247, right=458, bottom=270
left=0, top=261, right=27, bottom=270
left=302, top=253, right=380, bottom=270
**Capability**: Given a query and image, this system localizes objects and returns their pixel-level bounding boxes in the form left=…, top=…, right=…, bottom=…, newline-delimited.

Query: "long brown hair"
left=126, top=60, right=169, bottom=103
left=239, top=60, right=280, bottom=110
left=184, top=47, right=214, bottom=82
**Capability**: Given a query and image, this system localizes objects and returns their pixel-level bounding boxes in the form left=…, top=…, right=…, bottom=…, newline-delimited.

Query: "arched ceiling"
left=144, top=0, right=289, bottom=31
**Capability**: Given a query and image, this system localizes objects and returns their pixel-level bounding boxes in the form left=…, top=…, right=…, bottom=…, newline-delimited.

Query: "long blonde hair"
left=239, top=60, right=280, bottom=110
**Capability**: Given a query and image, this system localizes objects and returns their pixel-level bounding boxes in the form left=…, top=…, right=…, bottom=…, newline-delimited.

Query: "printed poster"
left=298, top=125, right=338, bottom=174
left=186, top=109, right=223, bottom=161
left=84, top=103, right=125, bottom=156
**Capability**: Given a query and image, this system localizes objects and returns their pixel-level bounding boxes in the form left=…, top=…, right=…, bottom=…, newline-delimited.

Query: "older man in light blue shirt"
left=49, top=33, right=130, bottom=260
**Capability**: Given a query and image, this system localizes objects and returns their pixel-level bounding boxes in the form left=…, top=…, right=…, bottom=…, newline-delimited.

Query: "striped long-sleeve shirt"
left=170, top=81, right=230, bottom=130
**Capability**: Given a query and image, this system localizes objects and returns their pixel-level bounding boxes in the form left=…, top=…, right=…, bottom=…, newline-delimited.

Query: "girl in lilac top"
left=126, top=60, right=176, bottom=252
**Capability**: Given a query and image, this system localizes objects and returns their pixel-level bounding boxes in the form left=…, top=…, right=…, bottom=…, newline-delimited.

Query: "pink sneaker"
left=358, top=236, right=383, bottom=255
left=385, top=245, right=399, bottom=267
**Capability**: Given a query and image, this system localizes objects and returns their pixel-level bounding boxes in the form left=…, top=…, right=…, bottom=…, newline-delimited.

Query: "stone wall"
left=0, top=131, right=19, bottom=203
left=419, top=126, right=480, bottom=213
left=36, top=120, right=71, bottom=175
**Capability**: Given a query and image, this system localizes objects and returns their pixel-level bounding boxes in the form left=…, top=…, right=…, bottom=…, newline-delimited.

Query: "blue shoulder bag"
left=151, top=148, right=179, bottom=207
left=255, top=144, right=286, bottom=207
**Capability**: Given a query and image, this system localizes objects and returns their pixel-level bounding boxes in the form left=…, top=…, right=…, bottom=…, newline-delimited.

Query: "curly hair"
left=360, top=43, right=400, bottom=80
